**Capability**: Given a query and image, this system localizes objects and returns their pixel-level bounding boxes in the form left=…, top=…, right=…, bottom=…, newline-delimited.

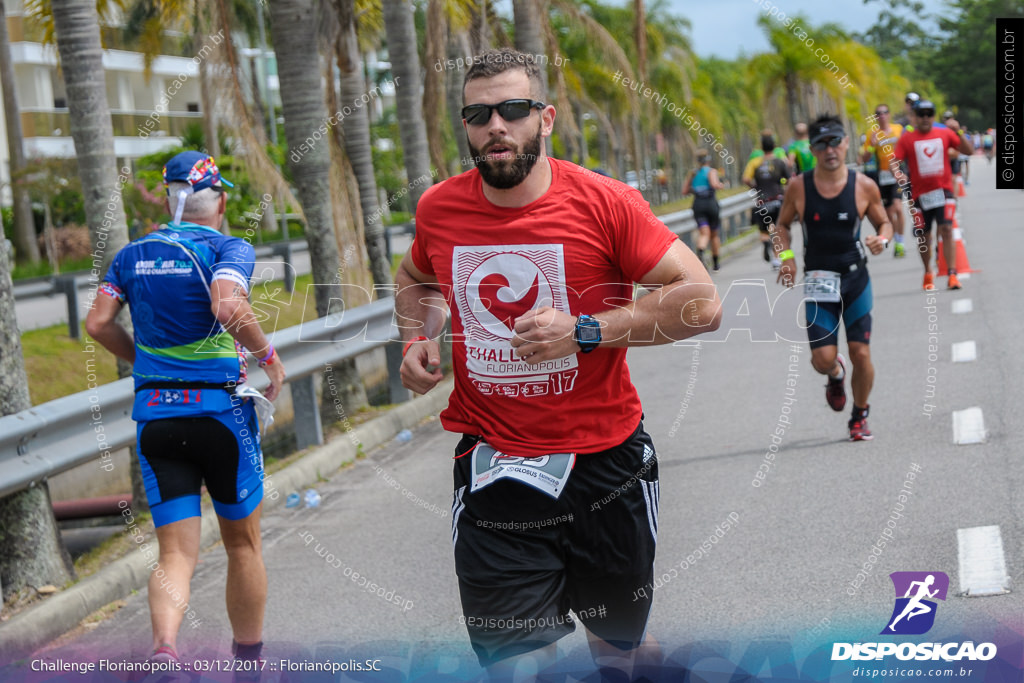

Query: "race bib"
left=919, top=188, right=946, bottom=211
left=470, top=442, right=575, bottom=499
left=804, top=270, right=842, bottom=302
left=878, top=170, right=896, bottom=186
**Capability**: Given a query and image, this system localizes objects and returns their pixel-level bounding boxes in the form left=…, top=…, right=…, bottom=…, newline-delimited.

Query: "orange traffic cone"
left=957, top=175, right=967, bottom=198
left=937, top=216, right=975, bottom=276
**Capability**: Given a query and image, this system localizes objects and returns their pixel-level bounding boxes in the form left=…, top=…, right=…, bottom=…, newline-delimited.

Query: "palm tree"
left=113, top=0, right=303, bottom=228
left=0, top=237, right=73, bottom=601
left=0, top=0, right=138, bottom=600
left=267, top=0, right=345, bottom=317
left=749, top=14, right=846, bottom=128
left=423, top=0, right=449, bottom=180
left=382, top=0, right=434, bottom=210
left=513, top=0, right=547, bottom=93
left=0, top=0, right=40, bottom=264
left=332, top=0, right=392, bottom=293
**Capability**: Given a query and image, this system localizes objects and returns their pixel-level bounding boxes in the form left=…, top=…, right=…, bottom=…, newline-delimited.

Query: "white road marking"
left=951, top=299, right=973, bottom=314
left=957, top=525, right=1010, bottom=597
left=952, top=407, right=986, bottom=445
left=951, top=341, right=977, bottom=363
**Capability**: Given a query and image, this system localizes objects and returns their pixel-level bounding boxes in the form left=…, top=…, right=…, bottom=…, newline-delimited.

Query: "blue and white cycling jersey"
left=100, top=221, right=255, bottom=420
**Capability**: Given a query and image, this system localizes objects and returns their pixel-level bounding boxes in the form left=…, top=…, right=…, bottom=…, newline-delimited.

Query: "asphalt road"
left=8, top=160, right=1023, bottom=682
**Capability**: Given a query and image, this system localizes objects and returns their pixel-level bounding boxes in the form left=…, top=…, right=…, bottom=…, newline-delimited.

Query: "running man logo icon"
left=881, top=571, right=949, bottom=635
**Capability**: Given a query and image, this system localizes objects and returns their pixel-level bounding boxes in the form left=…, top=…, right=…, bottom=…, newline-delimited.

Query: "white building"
left=0, top=0, right=206, bottom=204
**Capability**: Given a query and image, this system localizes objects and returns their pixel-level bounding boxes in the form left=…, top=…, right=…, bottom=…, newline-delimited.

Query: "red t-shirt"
left=894, top=127, right=960, bottom=199
left=410, top=158, right=678, bottom=456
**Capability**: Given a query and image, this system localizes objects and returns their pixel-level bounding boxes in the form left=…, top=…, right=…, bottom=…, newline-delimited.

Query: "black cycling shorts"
left=912, top=190, right=956, bottom=235
left=805, top=264, right=873, bottom=349
left=752, top=198, right=782, bottom=234
left=693, top=196, right=721, bottom=232
left=451, top=422, right=659, bottom=666
left=138, top=400, right=263, bottom=527
left=879, top=182, right=899, bottom=207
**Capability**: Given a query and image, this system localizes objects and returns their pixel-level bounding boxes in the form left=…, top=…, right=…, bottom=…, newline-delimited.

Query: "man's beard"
left=468, top=126, right=543, bottom=190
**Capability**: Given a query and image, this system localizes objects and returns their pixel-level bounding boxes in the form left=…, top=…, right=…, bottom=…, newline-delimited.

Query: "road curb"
left=0, top=381, right=453, bottom=662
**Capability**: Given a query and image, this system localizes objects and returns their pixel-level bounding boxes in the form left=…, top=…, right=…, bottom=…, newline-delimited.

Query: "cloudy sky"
left=666, top=0, right=943, bottom=59
left=495, top=0, right=945, bottom=60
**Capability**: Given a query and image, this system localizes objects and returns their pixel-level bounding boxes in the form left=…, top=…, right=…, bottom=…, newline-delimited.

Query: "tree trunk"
left=423, top=0, right=449, bottom=181
left=195, top=0, right=221, bottom=158
left=268, top=0, right=343, bottom=318
left=51, top=0, right=146, bottom=513
left=634, top=0, right=647, bottom=81
left=0, top=231, right=74, bottom=602
left=514, top=0, right=550, bottom=156
left=469, top=0, right=490, bottom=54
left=785, top=71, right=801, bottom=130
left=271, top=1, right=368, bottom=423
left=382, top=0, right=434, bottom=210
left=513, top=0, right=547, bottom=94
left=0, top=0, right=40, bottom=264
left=335, top=0, right=393, bottom=294
left=447, top=28, right=472, bottom=172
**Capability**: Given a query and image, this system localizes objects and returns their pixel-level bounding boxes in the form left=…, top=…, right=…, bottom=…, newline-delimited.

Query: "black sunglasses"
left=875, top=109, right=889, bottom=115
left=917, top=109, right=935, bottom=118
left=462, top=99, right=545, bottom=126
left=812, top=137, right=844, bottom=151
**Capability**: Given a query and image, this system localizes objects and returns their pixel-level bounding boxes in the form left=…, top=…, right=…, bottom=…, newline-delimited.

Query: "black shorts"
left=912, top=190, right=956, bottom=235
left=138, top=402, right=263, bottom=527
left=752, top=198, right=782, bottom=234
left=692, top=196, right=720, bottom=231
left=879, top=182, right=899, bottom=207
left=805, top=264, right=873, bottom=349
left=451, top=422, right=659, bottom=666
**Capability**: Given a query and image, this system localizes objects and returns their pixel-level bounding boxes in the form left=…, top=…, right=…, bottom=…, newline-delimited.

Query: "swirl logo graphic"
left=454, top=246, right=568, bottom=341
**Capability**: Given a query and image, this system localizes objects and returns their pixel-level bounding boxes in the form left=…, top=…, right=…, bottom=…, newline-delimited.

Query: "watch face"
left=579, top=326, right=601, bottom=343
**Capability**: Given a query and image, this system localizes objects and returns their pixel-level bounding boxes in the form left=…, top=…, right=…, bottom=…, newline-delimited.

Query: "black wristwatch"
left=574, top=314, right=602, bottom=353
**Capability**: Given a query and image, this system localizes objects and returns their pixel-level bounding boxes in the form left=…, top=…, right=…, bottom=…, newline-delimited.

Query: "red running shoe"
left=849, top=417, right=873, bottom=441
left=825, top=354, right=847, bottom=412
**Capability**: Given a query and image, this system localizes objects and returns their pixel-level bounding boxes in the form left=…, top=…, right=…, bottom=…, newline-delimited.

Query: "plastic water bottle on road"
left=396, top=429, right=413, bottom=443
left=304, top=489, right=321, bottom=508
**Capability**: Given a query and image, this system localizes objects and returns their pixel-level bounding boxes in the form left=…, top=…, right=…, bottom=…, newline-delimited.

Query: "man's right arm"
left=395, top=251, right=448, bottom=394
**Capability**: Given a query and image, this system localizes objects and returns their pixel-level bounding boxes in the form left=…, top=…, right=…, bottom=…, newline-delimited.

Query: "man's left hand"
left=510, top=307, right=580, bottom=363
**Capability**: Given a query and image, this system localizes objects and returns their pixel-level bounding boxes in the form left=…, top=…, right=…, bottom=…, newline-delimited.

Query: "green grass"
left=23, top=325, right=120, bottom=405
left=12, top=256, right=96, bottom=281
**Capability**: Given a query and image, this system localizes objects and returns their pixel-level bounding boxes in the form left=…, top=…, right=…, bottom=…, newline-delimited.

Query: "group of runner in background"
left=683, top=91, right=987, bottom=292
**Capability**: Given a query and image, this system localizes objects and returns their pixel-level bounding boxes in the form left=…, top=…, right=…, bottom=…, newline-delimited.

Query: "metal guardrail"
left=2, top=196, right=755, bottom=500
left=0, top=297, right=403, bottom=500
left=12, top=222, right=423, bottom=340
left=11, top=239, right=311, bottom=340
left=660, top=191, right=755, bottom=245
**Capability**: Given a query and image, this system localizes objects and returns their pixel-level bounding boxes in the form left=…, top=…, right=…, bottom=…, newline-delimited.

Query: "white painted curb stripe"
left=957, top=525, right=1010, bottom=596
left=951, top=299, right=973, bottom=314
left=952, top=407, right=986, bottom=445
left=951, top=341, right=977, bottom=363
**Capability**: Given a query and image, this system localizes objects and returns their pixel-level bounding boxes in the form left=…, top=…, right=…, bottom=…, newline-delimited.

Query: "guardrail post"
left=280, top=242, right=295, bottom=294
left=291, top=375, right=324, bottom=450
left=59, top=276, right=81, bottom=340
left=385, top=341, right=410, bottom=404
